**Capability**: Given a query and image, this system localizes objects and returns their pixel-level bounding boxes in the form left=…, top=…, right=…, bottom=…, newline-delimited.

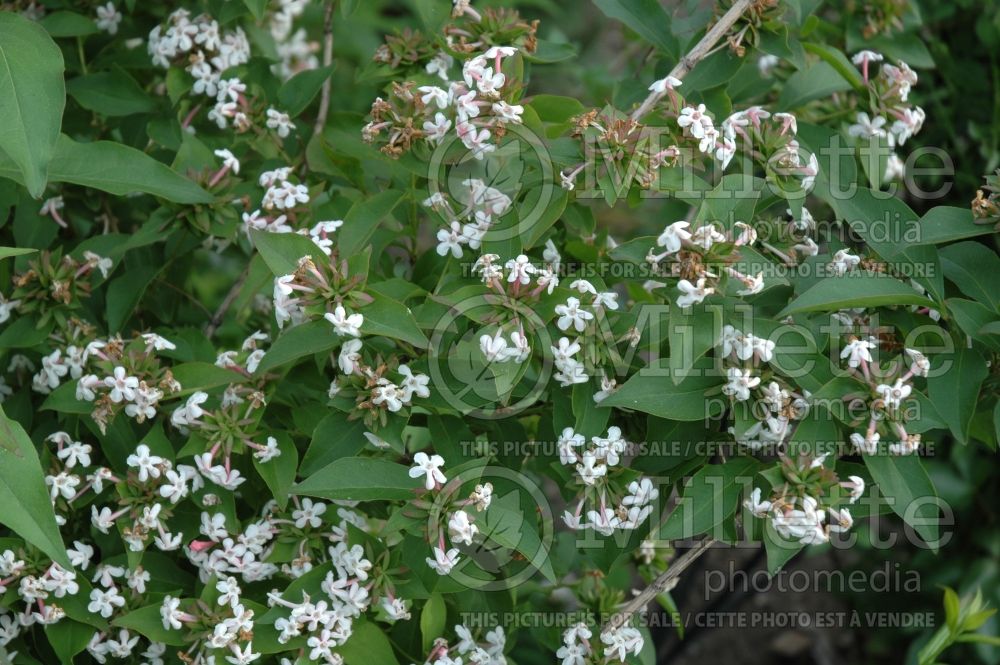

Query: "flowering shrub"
left=0, top=0, right=997, bottom=664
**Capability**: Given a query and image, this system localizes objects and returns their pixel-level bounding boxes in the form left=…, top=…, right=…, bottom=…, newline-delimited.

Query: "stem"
left=604, top=537, right=715, bottom=631
left=205, top=263, right=252, bottom=339
left=313, top=0, right=336, bottom=136
left=631, top=0, right=753, bottom=121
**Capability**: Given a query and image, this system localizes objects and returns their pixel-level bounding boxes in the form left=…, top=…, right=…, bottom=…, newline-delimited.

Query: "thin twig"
left=205, top=264, right=251, bottom=339
left=313, top=0, right=336, bottom=136
left=604, top=537, right=715, bottom=632
left=630, top=0, right=753, bottom=121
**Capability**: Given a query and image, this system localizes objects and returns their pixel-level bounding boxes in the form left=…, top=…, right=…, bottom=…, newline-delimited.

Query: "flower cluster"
left=427, top=179, right=513, bottom=259
left=364, top=45, right=524, bottom=158
left=847, top=51, right=925, bottom=181
left=745, top=455, right=865, bottom=546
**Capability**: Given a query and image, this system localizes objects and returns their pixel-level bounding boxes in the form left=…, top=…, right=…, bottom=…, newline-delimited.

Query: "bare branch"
left=205, top=263, right=251, bottom=339
left=313, top=0, right=337, bottom=136
left=630, top=0, right=753, bottom=121
left=604, top=537, right=715, bottom=632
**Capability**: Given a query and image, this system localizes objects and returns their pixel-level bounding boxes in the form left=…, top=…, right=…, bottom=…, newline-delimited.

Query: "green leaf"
left=779, top=273, right=935, bottom=317
left=300, top=411, right=368, bottom=476
left=361, top=292, right=429, bottom=348
left=0, top=12, right=66, bottom=197
left=778, top=61, right=853, bottom=108
left=943, top=586, right=960, bottom=632
left=659, top=457, right=757, bottom=539
left=599, top=358, right=725, bottom=421
left=39, top=11, right=99, bottom=37
left=940, top=241, right=1000, bottom=311
left=112, top=604, right=187, bottom=646
left=66, top=69, right=155, bottom=117
left=250, top=228, right=326, bottom=276
left=293, top=456, right=419, bottom=501
left=667, top=302, right=721, bottom=382
left=257, top=320, right=340, bottom=374
left=278, top=65, right=334, bottom=117
left=242, top=0, right=269, bottom=19
left=593, top=0, right=678, bottom=57
left=863, top=452, right=939, bottom=548
left=763, top=521, right=805, bottom=575
left=106, top=264, right=160, bottom=333
left=0, top=135, right=213, bottom=204
left=0, top=405, right=72, bottom=568
left=801, top=42, right=865, bottom=92
left=253, top=432, right=298, bottom=510
left=45, top=620, right=95, bottom=665
left=0, top=246, right=35, bottom=260
left=478, top=489, right=556, bottom=582
left=420, top=593, right=446, bottom=653
left=337, top=619, right=399, bottom=665
left=171, top=362, right=245, bottom=395
left=911, top=207, right=993, bottom=246
left=338, top=190, right=405, bottom=256
left=926, top=347, right=988, bottom=445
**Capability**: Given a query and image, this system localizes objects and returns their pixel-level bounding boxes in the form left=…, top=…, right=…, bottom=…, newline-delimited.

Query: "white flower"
left=88, top=587, right=125, bottom=618
left=875, top=379, right=911, bottom=410
left=480, top=330, right=509, bottom=362
left=851, top=50, right=884, bottom=66
left=885, top=153, right=905, bottom=181
left=418, top=85, right=450, bottom=109
left=254, top=436, right=282, bottom=463
left=95, top=2, right=122, bottom=34
left=690, top=224, right=725, bottom=251
left=575, top=453, right=606, bottom=485
left=398, top=364, right=430, bottom=401
left=850, top=431, right=879, bottom=455
left=828, top=507, right=854, bottom=533
left=557, top=427, right=585, bottom=465
left=492, top=101, right=523, bottom=123
left=409, top=451, right=446, bottom=490
left=475, top=67, right=506, bottom=95
left=675, top=277, right=713, bottom=307
left=905, top=348, right=931, bottom=377
left=426, top=52, right=454, bottom=81
left=555, top=297, right=594, bottom=332
left=623, top=478, right=658, bottom=507
left=426, top=546, right=460, bottom=574
left=848, top=112, right=888, bottom=140
left=881, top=61, right=919, bottom=100
left=677, top=104, right=711, bottom=139
left=648, top=75, right=682, bottom=93
left=423, top=112, right=453, bottom=144
left=841, top=475, right=866, bottom=503
left=448, top=510, right=479, bottom=545
left=891, top=106, right=925, bottom=145
left=214, top=149, right=241, bottom=174
left=505, top=254, right=536, bottom=285
left=292, top=498, right=327, bottom=529
left=436, top=221, right=467, bottom=258
left=829, top=248, right=861, bottom=275
left=840, top=337, right=875, bottom=368
left=104, top=366, right=138, bottom=403
left=744, top=488, right=772, bottom=517
left=722, top=368, right=760, bottom=401
left=265, top=108, right=296, bottom=137
left=372, top=381, right=405, bottom=412
left=737, top=272, right=764, bottom=296
left=601, top=626, right=643, bottom=662
left=338, top=338, right=363, bottom=374
left=324, top=305, right=364, bottom=337
left=126, top=444, right=164, bottom=483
